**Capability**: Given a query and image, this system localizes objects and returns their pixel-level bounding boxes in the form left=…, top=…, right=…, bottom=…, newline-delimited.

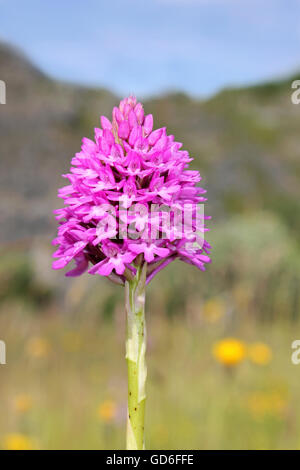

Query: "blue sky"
left=1, top=0, right=299, bottom=98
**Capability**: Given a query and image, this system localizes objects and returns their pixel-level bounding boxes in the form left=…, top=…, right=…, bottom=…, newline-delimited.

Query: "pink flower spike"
left=129, top=109, right=138, bottom=129
left=129, top=126, right=142, bottom=147
left=119, top=177, right=137, bottom=209
left=128, top=242, right=170, bottom=263
left=118, top=121, right=130, bottom=140
left=134, top=103, right=144, bottom=124
left=101, top=115, right=112, bottom=130
left=143, top=114, right=153, bottom=136
left=89, top=250, right=135, bottom=276
left=52, top=95, right=210, bottom=282
left=148, top=128, right=164, bottom=146
left=65, top=254, right=89, bottom=277
left=113, top=106, right=123, bottom=124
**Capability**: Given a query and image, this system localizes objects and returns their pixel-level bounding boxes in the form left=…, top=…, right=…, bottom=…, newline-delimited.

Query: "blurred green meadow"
left=0, top=42, right=300, bottom=449
left=0, top=295, right=299, bottom=450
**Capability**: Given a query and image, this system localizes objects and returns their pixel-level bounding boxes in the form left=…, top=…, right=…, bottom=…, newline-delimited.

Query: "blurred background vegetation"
left=0, top=42, right=300, bottom=449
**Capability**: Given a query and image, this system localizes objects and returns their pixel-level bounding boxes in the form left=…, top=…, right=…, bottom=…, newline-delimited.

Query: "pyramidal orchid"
left=52, top=96, right=211, bottom=449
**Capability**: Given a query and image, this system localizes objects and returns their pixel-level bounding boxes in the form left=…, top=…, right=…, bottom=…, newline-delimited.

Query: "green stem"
left=125, top=263, right=147, bottom=450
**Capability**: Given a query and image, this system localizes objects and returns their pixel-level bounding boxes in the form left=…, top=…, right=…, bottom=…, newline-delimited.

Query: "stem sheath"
left=125, top=263, right=147, bottom=450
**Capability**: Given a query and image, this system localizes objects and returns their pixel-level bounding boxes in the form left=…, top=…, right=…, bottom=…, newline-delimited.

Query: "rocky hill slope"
left=0, top=42, right=299, bottom=243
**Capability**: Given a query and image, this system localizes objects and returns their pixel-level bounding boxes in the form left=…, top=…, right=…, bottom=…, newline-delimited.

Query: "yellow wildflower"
left=26, top=337, right=50, bottom=358
left=13, top=394, right=33, bottom=414
left=247, top=391, right=287, bottom=418
left=213, top=338, right=246, bottom=367
left=248, top=342, right=272, bottom=366
left=98, top=400, right=117, bottom=423
left=3, top=433, right=35, bottom=450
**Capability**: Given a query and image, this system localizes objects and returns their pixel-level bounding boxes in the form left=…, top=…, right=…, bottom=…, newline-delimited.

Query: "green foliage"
left=0, top=250, right=53, bottom=309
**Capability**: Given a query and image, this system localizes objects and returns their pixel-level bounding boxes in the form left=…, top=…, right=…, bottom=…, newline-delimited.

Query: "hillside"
left=0, top=42, right=299, bottom=243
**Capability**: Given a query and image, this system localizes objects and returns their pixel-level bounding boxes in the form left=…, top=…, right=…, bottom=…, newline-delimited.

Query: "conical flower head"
left=52, top=96, right=211, bottom=285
